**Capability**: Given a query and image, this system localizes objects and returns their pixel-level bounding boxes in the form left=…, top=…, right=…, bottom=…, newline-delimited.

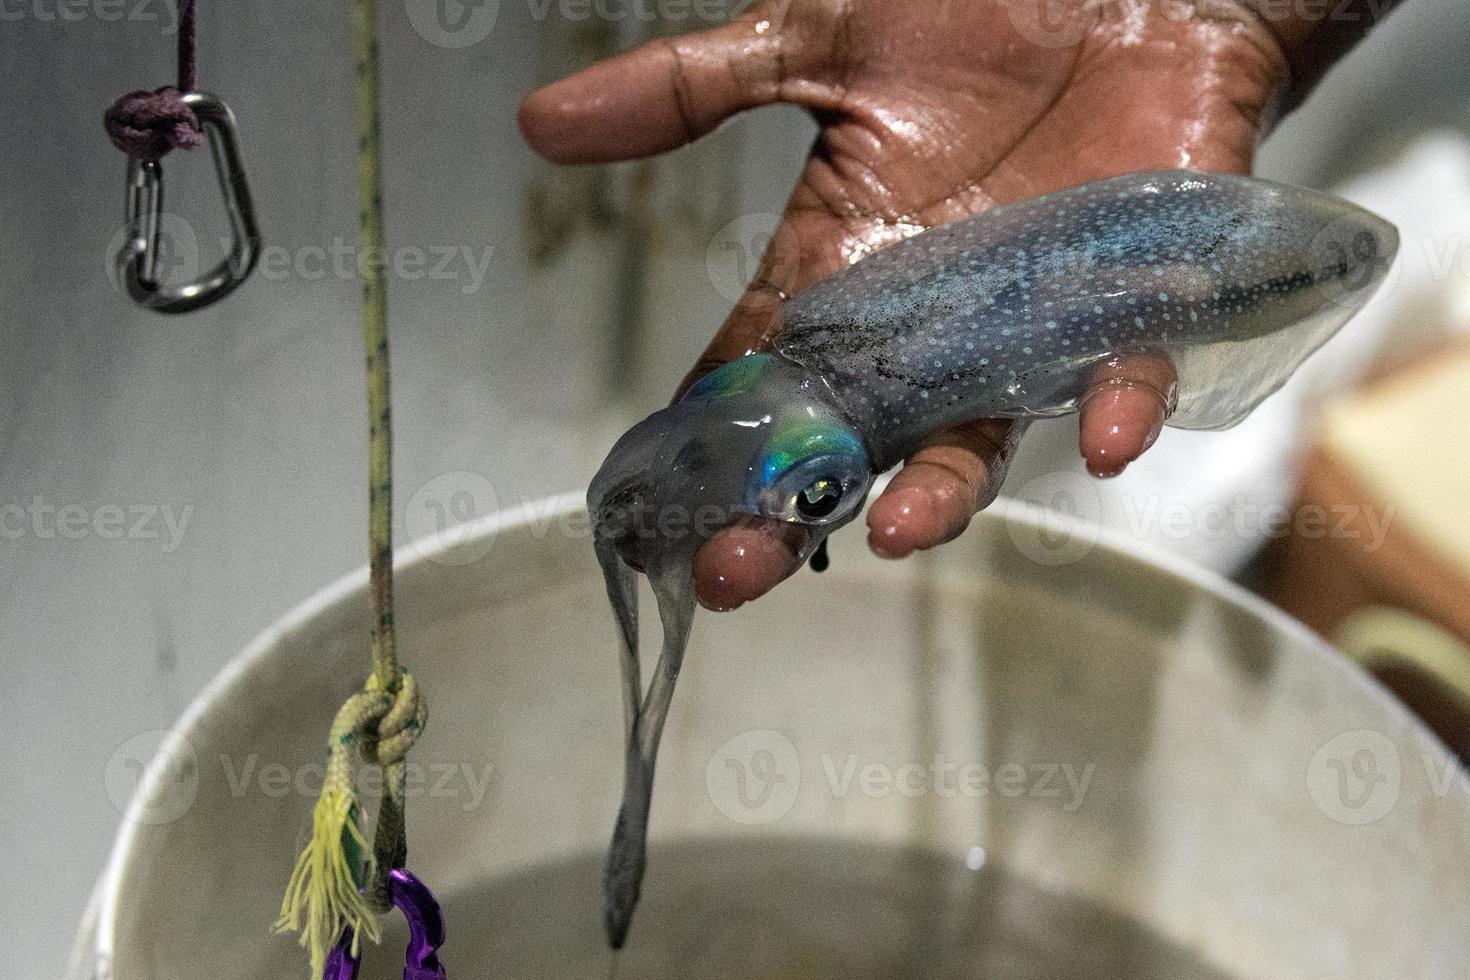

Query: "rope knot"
left=359, top=668, right=427, bottom=768
left=103, top=86, right=201, bottom=160
left=276, top=669, right=430, bottom=974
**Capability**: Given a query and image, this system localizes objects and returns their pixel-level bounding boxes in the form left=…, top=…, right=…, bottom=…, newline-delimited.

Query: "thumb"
left=518, top=7, right=809, bottom=165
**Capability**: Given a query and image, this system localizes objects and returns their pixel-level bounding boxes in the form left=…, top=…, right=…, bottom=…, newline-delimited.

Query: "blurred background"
left=4, top=0, right=1470, bottom=975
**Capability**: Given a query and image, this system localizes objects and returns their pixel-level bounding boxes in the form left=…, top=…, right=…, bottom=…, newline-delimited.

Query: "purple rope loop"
left=103, top=0, right=199, bottom=161
left=103, top=87, right=201, bottom=160
left=176, top=0, right=196, bottom=92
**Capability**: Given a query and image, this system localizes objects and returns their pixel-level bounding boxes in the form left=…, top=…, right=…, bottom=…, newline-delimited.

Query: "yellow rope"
left=275, top=1, right=428, bottom=975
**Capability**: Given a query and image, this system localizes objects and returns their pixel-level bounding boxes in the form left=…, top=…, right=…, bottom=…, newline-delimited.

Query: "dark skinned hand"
left=520, top=0, right=1392, bottom=610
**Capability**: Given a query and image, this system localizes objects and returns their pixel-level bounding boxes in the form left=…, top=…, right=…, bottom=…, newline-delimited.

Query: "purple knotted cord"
left=103, top=0, right=200, bottom=161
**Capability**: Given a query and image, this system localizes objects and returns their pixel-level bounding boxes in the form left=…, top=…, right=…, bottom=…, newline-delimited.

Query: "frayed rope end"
left=275, top=789, right=382, bottom=978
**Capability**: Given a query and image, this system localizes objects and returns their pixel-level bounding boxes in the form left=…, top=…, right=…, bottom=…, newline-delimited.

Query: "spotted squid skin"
left=777, top=169, right=1397, bottom=470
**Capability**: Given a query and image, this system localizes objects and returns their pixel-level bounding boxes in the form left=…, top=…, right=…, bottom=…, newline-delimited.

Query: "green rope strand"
left=276, top=2, right=427, bottom=975
left=355, top=0, right=395, bottom=696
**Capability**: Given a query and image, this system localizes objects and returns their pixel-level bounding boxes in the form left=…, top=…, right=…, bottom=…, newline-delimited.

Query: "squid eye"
left=752, top=417, right=870, bottom=526
left=795, top=477, right=843, bottom=519
left=755, top=452, right=869, bottom=526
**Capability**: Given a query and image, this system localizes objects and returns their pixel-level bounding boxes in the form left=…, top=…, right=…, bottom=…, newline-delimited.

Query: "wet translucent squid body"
left=587, top=169, right=1397, bottom=946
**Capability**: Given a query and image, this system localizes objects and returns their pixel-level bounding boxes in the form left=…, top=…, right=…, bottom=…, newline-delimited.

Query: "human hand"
left=520, top=0, right=1364, bottom=609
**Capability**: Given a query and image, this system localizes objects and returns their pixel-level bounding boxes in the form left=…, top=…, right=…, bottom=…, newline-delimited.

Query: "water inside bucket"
left=338, top=838, right=1230, bottom=979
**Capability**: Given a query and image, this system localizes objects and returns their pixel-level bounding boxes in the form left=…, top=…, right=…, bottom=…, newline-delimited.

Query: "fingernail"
left=868, top=517, right=915, bottom=558
left=1080, top=382, right=1167, bottom=479
left=1087, top=459, right=1127, bottom=479
left=693, top=522, right=803, bottom=610
left=696, top=590, right=740, bottom=613
left=866, top=487, right=927, bottom=558
left=694, top=565, right=749, bottom=612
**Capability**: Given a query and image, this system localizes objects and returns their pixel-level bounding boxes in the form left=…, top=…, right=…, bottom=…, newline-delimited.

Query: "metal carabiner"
left=116, top=90, right=261, bottom=314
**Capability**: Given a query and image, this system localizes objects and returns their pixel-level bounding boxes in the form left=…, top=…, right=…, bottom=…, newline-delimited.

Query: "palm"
left=764, top=0, right=1275, bottom=297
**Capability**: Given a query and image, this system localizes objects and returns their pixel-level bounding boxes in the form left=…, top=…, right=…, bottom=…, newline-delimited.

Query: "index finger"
left=693, top=520, right=808, bottom=611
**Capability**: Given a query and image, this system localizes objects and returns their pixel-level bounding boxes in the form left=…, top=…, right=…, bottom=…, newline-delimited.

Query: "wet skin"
left=521, top=0, right=1403, bottom=609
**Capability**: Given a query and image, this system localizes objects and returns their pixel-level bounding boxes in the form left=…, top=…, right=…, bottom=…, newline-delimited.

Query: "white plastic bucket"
left=72, top=495, right=1470, bottom=978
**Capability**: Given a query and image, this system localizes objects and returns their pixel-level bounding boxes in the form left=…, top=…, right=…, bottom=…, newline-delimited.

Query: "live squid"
left=587, top=169, right=1397, bottom=947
